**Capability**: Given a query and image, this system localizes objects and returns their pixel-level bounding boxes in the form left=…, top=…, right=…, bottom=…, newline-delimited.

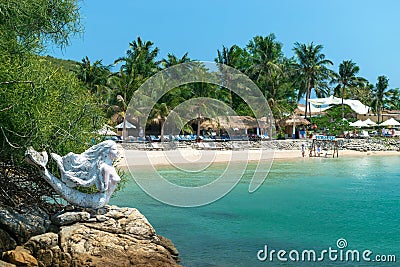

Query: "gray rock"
left=0, top=205, right=50, bottom=244
left=22, top=232, right=71, bottom=267
left=95, top=215, right=107, bottom=222
left=51, top=211, right=90, bottom=226
left=23, top=233, right=58, bottom=255
left=0, top=228, right=17, bottom=253
left=55, top=206, right=181, bottom=266
left=1, top=206, right=181, bottom=266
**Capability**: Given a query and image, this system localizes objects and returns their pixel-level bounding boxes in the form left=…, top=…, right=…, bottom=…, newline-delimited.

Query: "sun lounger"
left=177, top=143, right=188, bottom=149
left=195, top=143, right=206, bottom=150
left=202, top=142, right=223, bottom=150
left=148, top=143, right=164, bottom=150
left=227, top=142, right=241, bottom=150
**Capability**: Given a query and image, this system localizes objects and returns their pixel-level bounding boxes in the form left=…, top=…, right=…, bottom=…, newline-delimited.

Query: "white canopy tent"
left=349, top=120, right=369, bottom=127
left=297, top=104, right=331, bottom=113
left=363, top=118, right=377, bottom=126
left=379, top=118, right=400, bottom=127
left=308, top=95, right=342, bottom=105
left=308, top=96, right=370, bottom=114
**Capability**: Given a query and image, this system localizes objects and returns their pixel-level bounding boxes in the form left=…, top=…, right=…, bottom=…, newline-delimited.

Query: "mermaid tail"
left=25, top=147, right=48, bottom=169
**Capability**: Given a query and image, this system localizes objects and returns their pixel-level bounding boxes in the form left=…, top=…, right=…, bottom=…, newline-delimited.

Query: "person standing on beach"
left=316, top=145, right=321, bottom=157
left=301, top=144, right=306, bottom=157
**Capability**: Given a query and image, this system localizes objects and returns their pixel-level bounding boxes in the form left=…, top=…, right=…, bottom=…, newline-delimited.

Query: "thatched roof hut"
left=279, top=116, right=310, bottom=126
left=200, top=116, right=269, bottom=130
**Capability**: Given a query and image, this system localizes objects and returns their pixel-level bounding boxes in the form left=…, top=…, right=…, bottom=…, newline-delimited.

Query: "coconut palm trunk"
left=304, top=78, right=311, bottom=119
left=160, top=119, right=165, bottom=142
left=341, top=85, right=345, bottom=120
left=197, top=115, right=201, bottom=137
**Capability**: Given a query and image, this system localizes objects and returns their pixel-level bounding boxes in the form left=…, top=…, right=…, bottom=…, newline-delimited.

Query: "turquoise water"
left=110, top=156, right=400, bottom=266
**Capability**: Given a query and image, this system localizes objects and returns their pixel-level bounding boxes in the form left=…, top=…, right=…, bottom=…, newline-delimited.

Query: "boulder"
left=0, top=260, right=16, bottom=267
left=0, top=205, right=50, bottom=244
left=57, top=206, right=180, bottom=266
left=2, top=206, right=181, bottom=267
left=51, top=212, right=90, bottom=226
left=2, top=246, right=38, bottom=267
left=0, top=228, right=17, bottom=253
left=23, top=233, right=71, bottom=267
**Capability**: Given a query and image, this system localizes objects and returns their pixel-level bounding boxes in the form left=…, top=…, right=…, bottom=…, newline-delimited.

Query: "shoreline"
left=116, top=146, right=400, bottom=167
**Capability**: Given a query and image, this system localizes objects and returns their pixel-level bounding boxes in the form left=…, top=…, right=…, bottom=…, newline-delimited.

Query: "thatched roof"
left=279, top=116, right=310, bottom=126
left=200, top=116, right=269, bottom=130
left=200, top=118, right=219, bottom=129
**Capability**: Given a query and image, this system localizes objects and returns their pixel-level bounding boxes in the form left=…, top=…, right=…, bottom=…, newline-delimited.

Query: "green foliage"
left=0, top=0, right=93, bottom=161
left=292, top=42, right=333, bottom=118
left=311, top=105, right=354, bottom=136
left=44, top=55, right=80, bottom=73
left=0, top=54, right=106, bottom=162
left=76, top=56, right=111, bottom=94
left=385, top=88, right=400, bottom=110
left=0, top=0, right=81, bottom=53
left=371, top=75, right=389, bottom=124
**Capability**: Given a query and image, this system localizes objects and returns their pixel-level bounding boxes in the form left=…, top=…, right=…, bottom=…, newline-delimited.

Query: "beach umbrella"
left=363, top=118, right=377, bottom=126
left=349, top=120, right=369, bottom=127
left=115, top=121, right=136, bottom=129
left=96, top=125, right=117, bottom=136
left=379, top=118, right=400, bottom=126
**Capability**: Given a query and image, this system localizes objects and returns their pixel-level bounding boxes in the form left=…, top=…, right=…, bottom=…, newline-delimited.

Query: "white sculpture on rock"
left=25, top=140, right=121, bottom=209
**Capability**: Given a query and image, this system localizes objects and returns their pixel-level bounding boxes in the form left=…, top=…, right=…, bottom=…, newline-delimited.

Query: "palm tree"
left=215, top=45, right=243, bottom=67
left=114, top=36, right=160, bottom=82
left=106, top=69, right=139, bottom=140
left=384, top=88, right=400, bottom=110
left=293, top=42, right=333, bottom=119
left=372, top=75, right=389, bottom=124
left=111, top=37, right=160, bottom=138
left=331, top=60, right=367, bottom=120
left=161, top=52, right=190, bottom=68
left=242, top=34, right=295, bottom=126
left=246, top=34, right=283, bottom=97
left=77, top=56, right=110, bottom=94
left=150, top=103, right=170, bottom=142
left=215, top=45, right=246, bottom=108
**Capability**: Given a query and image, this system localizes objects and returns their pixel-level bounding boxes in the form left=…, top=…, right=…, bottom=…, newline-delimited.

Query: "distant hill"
left=43, top=55, right=80, bottom=73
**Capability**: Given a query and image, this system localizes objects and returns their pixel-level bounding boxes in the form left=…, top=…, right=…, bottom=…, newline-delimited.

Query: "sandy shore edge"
left=116, top=146, right=399, bottom=167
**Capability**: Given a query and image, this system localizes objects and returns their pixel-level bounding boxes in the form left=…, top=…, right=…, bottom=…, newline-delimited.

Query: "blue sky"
left=50, top=0, right=400, bottom=89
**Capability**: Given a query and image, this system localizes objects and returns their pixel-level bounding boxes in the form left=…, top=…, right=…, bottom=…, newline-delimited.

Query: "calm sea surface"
left=110, top=156, right=400, bottom=266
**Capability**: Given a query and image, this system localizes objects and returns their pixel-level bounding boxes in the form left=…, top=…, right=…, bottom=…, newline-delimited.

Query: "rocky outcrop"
left=0, top=205, right=50, bottom=251
left=1, top=206, right=181, bottom=267
left=0, top=228, right=17, bottom=254
left=2, top=246, right=38, bottom=267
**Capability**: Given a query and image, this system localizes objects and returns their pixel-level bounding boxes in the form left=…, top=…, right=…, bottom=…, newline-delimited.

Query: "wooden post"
left=336, top=141, right=339, bottom=158
left=311, top=139, right=316, bottom=157
left=332, top=141, right=335, bottom=158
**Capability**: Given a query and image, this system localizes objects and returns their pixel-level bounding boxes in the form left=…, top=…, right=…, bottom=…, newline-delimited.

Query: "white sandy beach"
left=116, top=146, right=400, bottom=167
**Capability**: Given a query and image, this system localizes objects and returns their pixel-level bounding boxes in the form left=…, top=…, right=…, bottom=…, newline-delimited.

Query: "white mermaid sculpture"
left=25, top=140, right=121, bottom=209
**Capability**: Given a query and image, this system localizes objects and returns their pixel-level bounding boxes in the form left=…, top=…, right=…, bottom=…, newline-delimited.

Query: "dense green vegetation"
left=0, top=0, right=104, bottom=162
left=74, top=34, right=400, bottom=137
left=2, top=0, right=400, bottom=161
